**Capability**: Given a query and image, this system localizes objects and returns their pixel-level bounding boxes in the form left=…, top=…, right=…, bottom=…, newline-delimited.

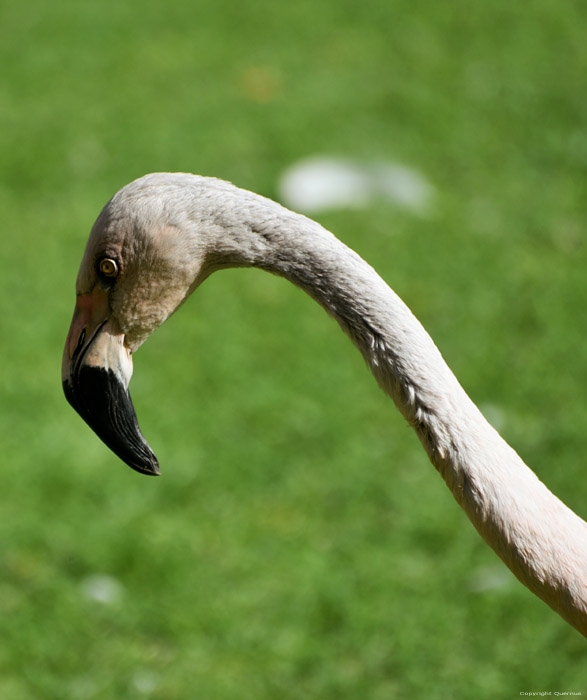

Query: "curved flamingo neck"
left=224, top=194, right=587, bottom=637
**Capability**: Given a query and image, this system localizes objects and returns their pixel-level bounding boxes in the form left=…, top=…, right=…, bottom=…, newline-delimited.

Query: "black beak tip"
left=63, top=368, right=162, bottom=477
left=131, top=455, right=161, bottom=477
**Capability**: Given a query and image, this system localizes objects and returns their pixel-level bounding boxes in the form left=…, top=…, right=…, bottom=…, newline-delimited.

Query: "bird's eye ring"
left=99, top=258, right=119, bottom=278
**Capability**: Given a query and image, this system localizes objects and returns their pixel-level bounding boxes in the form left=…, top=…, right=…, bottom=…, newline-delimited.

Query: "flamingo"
left=62, top=172, right=587, bottom=637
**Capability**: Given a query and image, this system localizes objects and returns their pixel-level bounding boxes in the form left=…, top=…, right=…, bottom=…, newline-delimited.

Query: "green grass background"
left=1, top=0, right=586, bottom=697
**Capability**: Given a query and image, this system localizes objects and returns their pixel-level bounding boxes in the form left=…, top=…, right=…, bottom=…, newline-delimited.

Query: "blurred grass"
left=1, top=0, right=587, bottom=697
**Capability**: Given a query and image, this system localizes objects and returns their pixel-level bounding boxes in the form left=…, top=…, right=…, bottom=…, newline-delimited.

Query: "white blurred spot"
left=372, top=162, right=434, bottom=213
left=132, top=670, right=160, bottom=695
left=279, top=158, right=371, bottom=213
left=278, top=156, right=434, bottom=216
left=468, top=564, right=515, bottom=593
left=80, top=573, right=125, bottom=606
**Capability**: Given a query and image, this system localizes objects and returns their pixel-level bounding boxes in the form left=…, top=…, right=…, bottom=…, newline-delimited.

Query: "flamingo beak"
left=61, top=288, right=160, bottom=476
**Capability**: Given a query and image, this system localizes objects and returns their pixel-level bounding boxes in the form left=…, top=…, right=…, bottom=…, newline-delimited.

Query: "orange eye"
left=99, top=258, right=118, bottom=278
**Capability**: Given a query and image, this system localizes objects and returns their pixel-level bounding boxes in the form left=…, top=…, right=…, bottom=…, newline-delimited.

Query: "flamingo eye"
left=99, top=258, right=119, bottom=278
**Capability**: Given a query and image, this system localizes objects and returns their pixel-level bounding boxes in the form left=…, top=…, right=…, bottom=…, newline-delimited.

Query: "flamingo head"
left=61, top=174, right=213, bottom=475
